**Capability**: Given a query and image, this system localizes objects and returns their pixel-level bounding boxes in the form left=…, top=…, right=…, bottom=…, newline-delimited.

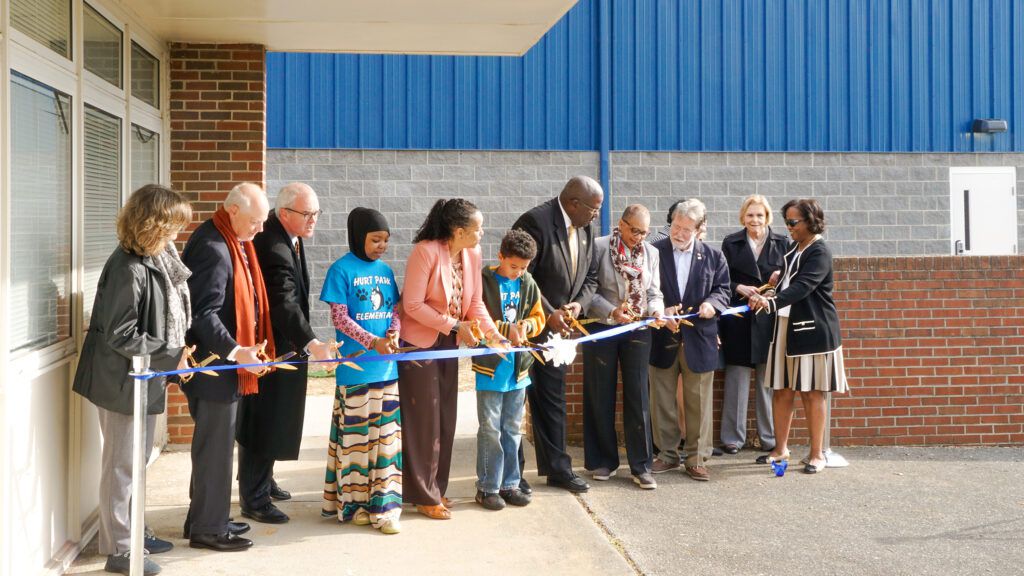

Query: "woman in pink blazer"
left=399, top=198, right=504, bottom=520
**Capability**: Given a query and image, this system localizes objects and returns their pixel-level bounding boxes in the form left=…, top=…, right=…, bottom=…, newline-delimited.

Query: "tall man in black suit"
left=181, top=182, right=271, bottom=551
left=236, top=182, right=337, bottom=524
left=649, top=198, right=731, bottom=482
left=512, top=175, right=603, bottom=493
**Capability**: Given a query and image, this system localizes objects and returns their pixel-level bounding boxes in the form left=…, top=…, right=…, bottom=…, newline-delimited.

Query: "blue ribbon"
left=136, top=304, right=750, bottom=380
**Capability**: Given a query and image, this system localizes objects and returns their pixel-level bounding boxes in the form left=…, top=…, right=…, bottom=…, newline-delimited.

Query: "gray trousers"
left=97, top=407, right=156, bottom=555
left=649, top=348, right=714, bottom=468
left=720, top=364, right=775, bottom=449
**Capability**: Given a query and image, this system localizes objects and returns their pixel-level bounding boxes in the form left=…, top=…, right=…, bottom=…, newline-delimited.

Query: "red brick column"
left=166, top=42, right=267, bottom=445
left=560, top=256, right=1024, bottom=448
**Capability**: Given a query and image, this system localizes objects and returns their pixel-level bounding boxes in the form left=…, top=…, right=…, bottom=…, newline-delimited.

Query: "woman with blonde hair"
left=73, top=184, right=193, bottom=575
left=718, top=195, right=788, bottom=455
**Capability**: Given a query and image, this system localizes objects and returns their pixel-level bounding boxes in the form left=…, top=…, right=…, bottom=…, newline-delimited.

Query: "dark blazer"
left=765, top=239, right=842, bottom=356
left=73, top=248, right=183, bottom=415
left=648, top=237, right=731, bottom=373
left=181, top=218, right=244, bottom=402
left=236, top=212, right=315, bottom=459
left=719, top=227, right=789, bottom=367
left=512, top=198, right=597, bottom=326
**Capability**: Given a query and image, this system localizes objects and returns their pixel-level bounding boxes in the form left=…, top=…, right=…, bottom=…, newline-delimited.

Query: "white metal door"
left=949, top=167, right=1018, bottom=255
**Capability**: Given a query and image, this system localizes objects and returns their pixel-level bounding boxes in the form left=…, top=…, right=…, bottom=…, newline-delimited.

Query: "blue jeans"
left=476, top=388, right=527, bottom=494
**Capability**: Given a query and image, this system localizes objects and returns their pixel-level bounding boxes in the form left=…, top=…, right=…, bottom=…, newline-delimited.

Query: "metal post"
left=597, top=0, right=612, bottom=235
left=130, top=355, right=151, bottom=576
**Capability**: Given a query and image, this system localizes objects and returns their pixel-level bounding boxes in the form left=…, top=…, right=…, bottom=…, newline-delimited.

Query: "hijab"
left=348, top=207, right=390, bottom=262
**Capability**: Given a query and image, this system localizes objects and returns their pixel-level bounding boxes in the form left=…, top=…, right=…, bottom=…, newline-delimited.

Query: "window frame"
left=81, top=1, right=124, bottom=96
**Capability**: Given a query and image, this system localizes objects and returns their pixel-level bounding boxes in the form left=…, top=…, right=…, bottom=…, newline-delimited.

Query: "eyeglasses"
left=620, top=219, right=650, bottom=238
left=784, top=219, right=804, bottom=227
left=283, top=207, right=323, bottom=221
left=574, top=198, right=601, bottom=215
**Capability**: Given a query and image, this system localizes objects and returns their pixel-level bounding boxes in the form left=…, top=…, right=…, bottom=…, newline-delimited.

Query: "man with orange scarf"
left=181, top=182, right=274, bottom=552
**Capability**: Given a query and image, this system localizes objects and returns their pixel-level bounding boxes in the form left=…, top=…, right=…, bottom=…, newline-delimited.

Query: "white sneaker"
left=352, top=508, right=371, bottom=526
left=378, top=517, right=401, bottom=535
left=590, top=467, right=617, bottom=481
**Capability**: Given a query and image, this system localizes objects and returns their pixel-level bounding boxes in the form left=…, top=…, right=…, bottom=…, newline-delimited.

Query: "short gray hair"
left=673, top=198, right=707, bottom=225
left=275, top=182, right=311, bottom=210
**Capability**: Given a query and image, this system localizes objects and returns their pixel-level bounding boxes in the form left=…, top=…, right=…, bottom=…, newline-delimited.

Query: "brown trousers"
left=397, top=332, right=459, bottom=506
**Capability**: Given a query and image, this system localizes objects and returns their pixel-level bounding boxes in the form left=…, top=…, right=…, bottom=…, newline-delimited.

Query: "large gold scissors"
left=178, top=350, right=220, bottom=383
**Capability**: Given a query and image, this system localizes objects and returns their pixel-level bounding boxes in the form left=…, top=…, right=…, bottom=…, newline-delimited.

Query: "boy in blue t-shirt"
left=471, top=229, right=545, bottom=510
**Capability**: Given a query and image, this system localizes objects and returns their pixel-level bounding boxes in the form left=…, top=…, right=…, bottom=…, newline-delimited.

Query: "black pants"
left=238, top=446, right=274, bottom=510
left=582, top=326, right=653, bottom=476
left=185, top=395, right=237, bottom=536
left=525, top=358, right=573, bottom=478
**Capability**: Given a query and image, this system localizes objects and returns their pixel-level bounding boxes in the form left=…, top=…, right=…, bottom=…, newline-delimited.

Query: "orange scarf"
left=212, top=207, right=275, bottom=395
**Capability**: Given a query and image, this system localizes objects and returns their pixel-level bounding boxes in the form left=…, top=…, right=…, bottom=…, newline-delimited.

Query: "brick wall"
left=167, top=42, right=267, bottom=445
left=561, top=255, right=1024, bottom=447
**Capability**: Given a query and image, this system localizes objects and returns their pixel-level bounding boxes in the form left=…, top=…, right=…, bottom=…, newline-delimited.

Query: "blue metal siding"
left=267, top=0, right=1024, bottom=152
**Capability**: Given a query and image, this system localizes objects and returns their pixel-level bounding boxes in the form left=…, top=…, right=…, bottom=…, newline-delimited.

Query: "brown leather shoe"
left=685, top=465, right=710, bottom=482
left=651, top=459, right=680, bottom=474
left=416, top=504, right=451, bottom=520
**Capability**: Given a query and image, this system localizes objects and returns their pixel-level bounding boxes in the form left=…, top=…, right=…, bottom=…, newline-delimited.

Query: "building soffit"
left=116, top=0, right=578, bottom=55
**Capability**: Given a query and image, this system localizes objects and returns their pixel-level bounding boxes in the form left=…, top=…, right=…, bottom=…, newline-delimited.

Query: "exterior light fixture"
left=971, top=119, right=1008, bottom=133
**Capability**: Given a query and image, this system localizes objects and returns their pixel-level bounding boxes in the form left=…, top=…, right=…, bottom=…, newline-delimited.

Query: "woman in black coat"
left=750, top=198, right=849, bottom=475
left=72, top=184, right=192, bottom=574
left=718, top=195, right=788, bottom=454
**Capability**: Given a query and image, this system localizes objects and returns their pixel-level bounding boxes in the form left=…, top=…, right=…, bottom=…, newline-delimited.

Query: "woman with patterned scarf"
left=582, top=204, right=665, bottom=490
left=73, top=184, right=193, bottom=576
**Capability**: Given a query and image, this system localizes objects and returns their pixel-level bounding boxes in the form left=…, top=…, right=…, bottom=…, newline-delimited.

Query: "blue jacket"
left=648, top=237, right=731, bottom=373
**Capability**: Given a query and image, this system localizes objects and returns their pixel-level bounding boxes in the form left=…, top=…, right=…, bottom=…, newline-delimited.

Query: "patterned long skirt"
left=322, top=379, right=402, bottom=527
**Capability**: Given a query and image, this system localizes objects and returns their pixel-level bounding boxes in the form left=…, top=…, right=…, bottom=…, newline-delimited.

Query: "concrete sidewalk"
left=68, top=390, right=1024, bottom=576
left=68, top=391, right=632, bottom=576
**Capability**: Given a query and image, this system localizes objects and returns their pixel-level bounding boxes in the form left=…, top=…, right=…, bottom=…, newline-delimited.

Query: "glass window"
left=83, top=4, right=122, bottom=88
left=9, top=73, right=73, bottom=352
left=83, top=106, right=122, bottom=325
left=131, top=125, right=160, bottom=192
left=10, top=0, right=72, bottom=59
left=131, top=42, right=160, bottom=109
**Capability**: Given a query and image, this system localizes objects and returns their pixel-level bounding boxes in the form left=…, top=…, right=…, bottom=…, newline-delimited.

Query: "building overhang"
left=118, top=0, right=578, bottom=55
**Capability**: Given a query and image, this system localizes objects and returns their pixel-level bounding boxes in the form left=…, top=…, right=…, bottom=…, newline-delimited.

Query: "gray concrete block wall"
left=267, top=149, right=599, bottom=336
left=269, top=149, right=1024, bottom=338
left=609, top=152, right=1024, bottom=258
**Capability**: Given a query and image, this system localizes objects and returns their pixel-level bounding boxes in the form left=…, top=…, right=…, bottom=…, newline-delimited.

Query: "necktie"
left=567, top=225, right=579, bottom=276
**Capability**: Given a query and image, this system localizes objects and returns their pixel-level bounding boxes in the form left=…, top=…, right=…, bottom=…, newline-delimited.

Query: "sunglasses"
left=784, top=219, right=804, bottom=227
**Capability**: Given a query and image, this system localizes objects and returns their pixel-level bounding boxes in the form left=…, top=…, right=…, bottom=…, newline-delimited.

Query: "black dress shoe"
left=519, top=477, right=533, bottom=495
left=189, top=532, right=253, bottom=552
left=183, top=520, right=250, bottom=539
left=241, top=503, right=289, bottom=524
left=269, top=482, right=292, bottom=501
left=711, top=447, right=724, bottom=457
left=721, top=444, right=740, bottom=455
left=546, top=473, right=590, bottom=493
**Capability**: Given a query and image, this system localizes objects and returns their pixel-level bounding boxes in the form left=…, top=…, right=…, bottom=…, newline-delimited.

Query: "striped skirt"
left=764, top=317, right=849, bottom=393
left=322, top=379, right=402, bottom=527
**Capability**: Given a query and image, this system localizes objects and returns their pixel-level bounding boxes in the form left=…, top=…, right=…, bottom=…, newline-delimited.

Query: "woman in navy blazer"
left=718, top=195, right=789, bottom=454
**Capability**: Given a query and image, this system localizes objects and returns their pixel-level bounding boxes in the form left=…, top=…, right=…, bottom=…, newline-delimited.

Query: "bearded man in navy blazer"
left=648, top=199, right=730, bottom=482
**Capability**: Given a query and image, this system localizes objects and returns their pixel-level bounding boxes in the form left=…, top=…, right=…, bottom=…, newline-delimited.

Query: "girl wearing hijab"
left=320, top=208, right=403, bottom=534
